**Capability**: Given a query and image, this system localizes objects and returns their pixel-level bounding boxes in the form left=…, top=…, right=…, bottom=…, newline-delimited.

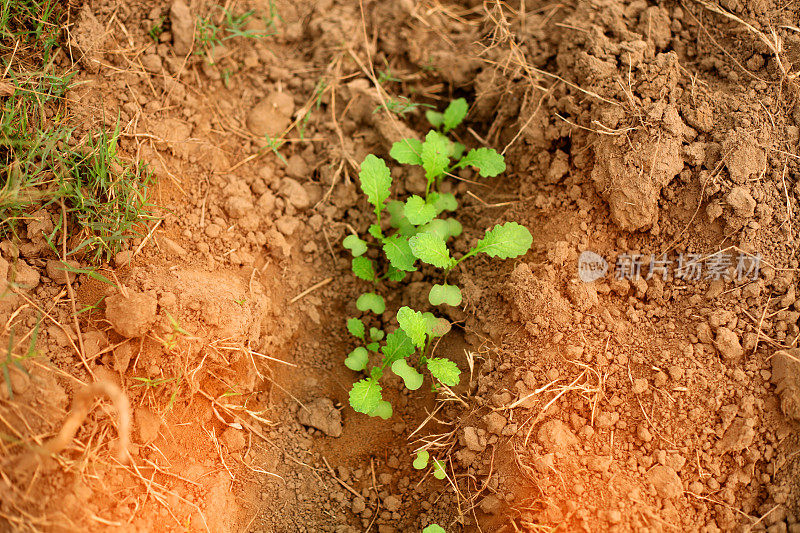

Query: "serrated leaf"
left=380, top=328, right=414, bottom=366
left=404, top=195, right=437, bottom=226
left=346, top=318, right=365, bottom=339
left=413, top=450, right=430, bottom=469
left=368, top=400, right=392, bottom=419
left=359, top=154, right=392, bottom=214
left=422, top=312, right=451, bottom=338
left=397, top=306, right=427, bottom=348
left=366, top=342, right=380, bottom=352
left=421, top=130, right=450, bottom=181
left=349, top=378, right=382, bottom=414
left=369, top=327, right=384, bottom=341
left=473, top=222, right=533, bottom=259
left=457, top=147, right=506, bottom=177
left=352, top=256, right=376, bottom=281
left=385, top=266, right=407, bottom=282
left=344, top=347, right=369, bottom=371
left=423, top=525, right=446, bottom=533
left=426, top=110, right=444, bottom=128
left=356, top=293, right=385, bottom=314
left=431, top=192, right=457, bottom=214
left=429, top=284, right=462, bottom=306
left=368, top=224, right=383, bottom=240
left=443, top=98, right=468, bottom=132
left=343, top=234, right=367, bottom=257
left=432, top=458, right=446, bottom=480
left=382, top=235, right=417, bottom=272
left=426, top=357, right=460, bottom=386
left=391, top=359, right=424, bottom=390
left=390, top=138, right=423, bottom=165
left=408, top=232, right=455, bottom=269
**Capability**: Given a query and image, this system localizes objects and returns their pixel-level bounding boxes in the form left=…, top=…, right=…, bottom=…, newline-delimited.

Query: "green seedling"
left=342, top=98, right=532, bottom=423
left=413, top=450, right=429, bottom=470
left=425, top=97, right=468, bottom=133
left=432, top=458, right=446, bottom=480
left=195, top=6, right=274, bottom=56
left=375, top=96, right=433, bottom=117
left=423, top=526, right=446, bottom=533
left=148, top=16, right=165, bottom=41
left=428, top=284, right=461, bottom=306
left=132, top=376, right=176, bottom=389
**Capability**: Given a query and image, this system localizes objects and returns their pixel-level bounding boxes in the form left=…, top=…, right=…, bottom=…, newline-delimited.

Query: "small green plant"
left=342, top=98, right=532, bottom=422
left=374, top=96, right=433, bottom=117
left=132, top=376, right=176, bottom=389
left=148, top=16, right=165, bottom=42
left=195, top=6, right=275, bottom=56
left=422, top=525, right=446, bottom=533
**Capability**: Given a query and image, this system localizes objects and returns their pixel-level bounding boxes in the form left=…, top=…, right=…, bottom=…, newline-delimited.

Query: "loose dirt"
left=2, top=0, right=799, bottom=532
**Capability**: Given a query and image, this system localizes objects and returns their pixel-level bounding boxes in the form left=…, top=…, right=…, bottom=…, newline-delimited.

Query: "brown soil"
left=2, top=0, right=800, bottom=532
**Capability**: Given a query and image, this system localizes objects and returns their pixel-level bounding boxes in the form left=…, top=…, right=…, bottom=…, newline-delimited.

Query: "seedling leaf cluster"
left=341, top=99, right=533, bottom=440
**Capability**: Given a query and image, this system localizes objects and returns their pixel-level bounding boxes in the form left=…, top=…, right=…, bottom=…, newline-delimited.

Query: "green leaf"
left=443, top=98, right=468, bottom=132
left=426, top=357, right=460, bottom=386
left=352, top=257, right=376, bottom=281
left=356, top=293, right=385, bottom=314
left=413, top=450, right=430, bottom=470
left=385, top=266, right=407, bottom=282
left=349, top=378, right=382, bottom=414
left=408, top=232, right=455, bottom=269
left=432, top=458, right=446, bottom=480
left=445, top=218, right=463, bottom=238
left=425, top=110, right=444, bottom=128
left=368, top=224, right=383, bottom=240
left=387, top=200, right=406, bottom=228
left=366, top=342, right=380, bottom=352
left=457, top=147, right=506, bottom=177
left=429, top=284, right=462, bottom=306
left=404, top=195, right=437, bottom=226
left=380, top=328, right=414, bottom=366
left=389, top=138, right=423, bottom=165
left=473, top=221, right=533, bottom=259
left=430, top=192, right=458, bottom=214
left=391, top=359, right=424, bottom=390
left=397, top=218, right=417, bottom=238
left=450, top=142, right=466, bottom=160
left=368, top=400, right=393, bottom=419
left=382, top=235, right=417, bottom=272
left=423, top=312, right=451, bottom=338
left=418, top=219, right=448, bottom=241
left=346, top=318, right=365, bottom=339
left=421, top=130, right=450, bottom=181
left=344, top=347, right=369, bottom=371
left=369, top=327, right=384, bottom=341
left=359, top=154, right=392, bottom=214
left=343, top=234, right=367, bottom=257
left=423, top=525, right=446, bottom=533
left=397, top=306, right=427, bottom=349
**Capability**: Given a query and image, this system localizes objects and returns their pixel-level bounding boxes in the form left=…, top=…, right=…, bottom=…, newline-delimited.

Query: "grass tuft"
left=0, top=1, right=156, bottom=263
